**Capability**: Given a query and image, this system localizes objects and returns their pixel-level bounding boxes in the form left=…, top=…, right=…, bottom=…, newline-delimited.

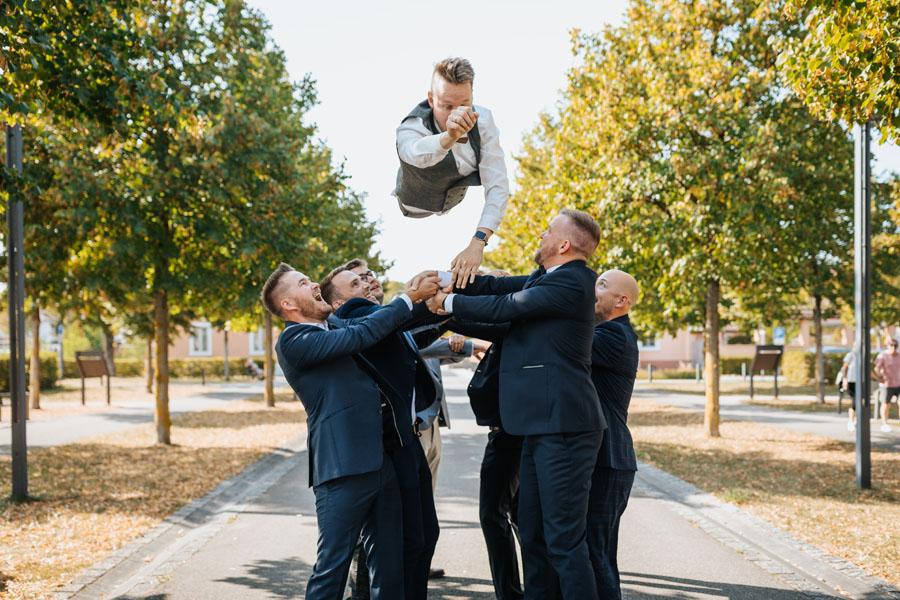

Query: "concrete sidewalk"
left=633, top=383, right=900, bottom=452
left=0, top=379, right=288, bottom=455
left=60, top=368, right=900, bottom=600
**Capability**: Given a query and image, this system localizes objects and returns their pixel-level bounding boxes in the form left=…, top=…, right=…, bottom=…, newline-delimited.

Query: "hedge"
left=63, top=357, right=255, bottom=380
left=782, top=351, right=847, bottom=385
left=0, top=354, right=59, bottom=393
left=167, top=357, right=253, bottom=378
left=720, top=356, right=753, bottom=375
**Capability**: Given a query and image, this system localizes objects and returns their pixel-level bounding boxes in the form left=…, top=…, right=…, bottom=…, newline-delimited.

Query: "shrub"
left=636, top=367, right=699, bottom=380
left=782, top=351, right=847, bottom=384
left=115, top=359, right=144, bottom=377
left=64, top=357, right=256, bottom=380
left=720, top=356, right=753, bottom=375
left=0, top=354, right=59, bottom=393
left=658, top=368, right=698, bottom=379
left=167, top=358, right=251, bottom=379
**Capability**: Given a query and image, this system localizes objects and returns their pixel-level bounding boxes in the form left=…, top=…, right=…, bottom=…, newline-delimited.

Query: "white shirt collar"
left=546, top=264, right=562, bottom=273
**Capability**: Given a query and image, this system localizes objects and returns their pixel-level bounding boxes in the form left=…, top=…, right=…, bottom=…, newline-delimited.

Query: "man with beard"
left=586, top=269, right=640, bottom=600
left=426, top=209, right=607, bottom=600
left=320, top=263, right=443, bottom=600
left=261, top=263, right=439, bottom=600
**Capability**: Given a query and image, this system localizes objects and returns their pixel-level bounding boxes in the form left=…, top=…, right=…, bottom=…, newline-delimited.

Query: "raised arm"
left=420, top=337, right=473, bottom=360
left=451, top=275, right=584, bottom=323
left=279, top=299, right=411, bottom=369
left=453, top=273, right=529, bottom=297
left=445, top=318, right=509, bottom=343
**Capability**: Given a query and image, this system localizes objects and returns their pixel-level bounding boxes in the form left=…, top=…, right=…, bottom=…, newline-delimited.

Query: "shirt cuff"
left=443, top=294, right=455, bottom=313
left=396, top=293, right=414, bottom=311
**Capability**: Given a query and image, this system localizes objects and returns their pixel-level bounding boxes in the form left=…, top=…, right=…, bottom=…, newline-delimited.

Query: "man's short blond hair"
left=433, top=57, right=475, bottom=86
left=560, top=208, right=601, bottom=258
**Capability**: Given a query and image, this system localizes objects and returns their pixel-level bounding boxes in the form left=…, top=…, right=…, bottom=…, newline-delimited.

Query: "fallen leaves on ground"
left=630, top=397, right=900, bottom=585
left=0, top=391, right=304, bottom=600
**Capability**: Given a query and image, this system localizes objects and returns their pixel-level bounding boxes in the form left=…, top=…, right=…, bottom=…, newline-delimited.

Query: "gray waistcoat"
left=394, top=100, right=482, bottom=216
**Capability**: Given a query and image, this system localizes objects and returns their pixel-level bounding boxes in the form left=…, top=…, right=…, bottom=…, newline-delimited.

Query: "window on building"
left=249, top=329, right=265, bottom=356
left=638, top=336, right=661, bottom=351
left=189, top=322, right=213, bottom=356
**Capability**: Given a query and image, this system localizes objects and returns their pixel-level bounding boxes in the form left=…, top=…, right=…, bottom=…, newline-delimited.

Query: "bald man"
left=586, top=269, right=640, bottom=600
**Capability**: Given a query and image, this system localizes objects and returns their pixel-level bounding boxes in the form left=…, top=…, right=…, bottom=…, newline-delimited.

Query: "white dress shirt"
left=395, top=105, right=510, bottom=232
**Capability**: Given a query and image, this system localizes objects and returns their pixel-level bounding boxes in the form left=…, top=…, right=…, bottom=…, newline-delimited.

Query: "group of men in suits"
left=261, top=207, right=642, bottom=600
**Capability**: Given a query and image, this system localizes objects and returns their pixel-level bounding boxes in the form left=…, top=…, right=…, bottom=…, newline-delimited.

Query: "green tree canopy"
left=777, top=0, right=900, bottom=141
left=493, top=0, right=855, bottom=435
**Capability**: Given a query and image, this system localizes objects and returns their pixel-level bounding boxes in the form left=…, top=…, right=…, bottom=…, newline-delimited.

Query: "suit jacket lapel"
left=524, top=266, right=547, bottom=289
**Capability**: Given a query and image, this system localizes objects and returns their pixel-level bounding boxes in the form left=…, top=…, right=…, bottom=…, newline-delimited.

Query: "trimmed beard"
left=299, top=295, right=331, bottom=321
left=594, top=296, right=617, bottom=323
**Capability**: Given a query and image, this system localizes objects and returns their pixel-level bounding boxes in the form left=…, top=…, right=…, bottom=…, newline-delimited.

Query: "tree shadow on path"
left=621, top=572, right=831, bottom=599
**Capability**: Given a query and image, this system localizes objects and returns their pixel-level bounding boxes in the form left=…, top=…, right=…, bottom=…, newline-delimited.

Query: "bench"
left=75, top=350, right=111, bottom=405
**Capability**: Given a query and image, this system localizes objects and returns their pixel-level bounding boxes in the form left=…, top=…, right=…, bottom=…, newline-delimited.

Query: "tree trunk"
left=704, top=279, right=721, bottom=437
left=264, top=311, right=275, bottom=407
left=104, top=327, right=116, bottom=376
left=224, top=329, right=230, bottom=381
left=814, top=294, right=825, bottom=404
left=154, top=290, right=172, bottom=444
left=145, top=336, right=155, bottom=394
left=29, top=306, right=40, bottom=410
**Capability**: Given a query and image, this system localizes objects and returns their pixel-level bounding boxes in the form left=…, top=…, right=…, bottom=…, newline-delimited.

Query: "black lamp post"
left=5, top=123, right=28, bottom=500
left=853, top=121, right=872, bottom=490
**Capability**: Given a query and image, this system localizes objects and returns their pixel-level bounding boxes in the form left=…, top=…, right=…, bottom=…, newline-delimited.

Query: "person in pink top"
left=874, top=339, right=900, bottom=432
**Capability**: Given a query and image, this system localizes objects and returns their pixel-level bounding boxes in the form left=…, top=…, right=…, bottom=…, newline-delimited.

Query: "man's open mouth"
left=314, top=292, right=324, bottom=302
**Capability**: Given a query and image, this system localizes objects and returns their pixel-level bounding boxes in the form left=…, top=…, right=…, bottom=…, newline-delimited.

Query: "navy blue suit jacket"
left=592, top=315, right=639, bottom=471
left=335, top=298, right=440, bottom=438
left=451, top=261, right=607, bottom=436
left=275, top=298, right=412, bottom=487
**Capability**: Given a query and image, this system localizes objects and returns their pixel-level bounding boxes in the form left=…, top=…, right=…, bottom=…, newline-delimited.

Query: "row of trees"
left=491, top=0, right=900, bottom=436
left=2, top=1, right=380, bottom=443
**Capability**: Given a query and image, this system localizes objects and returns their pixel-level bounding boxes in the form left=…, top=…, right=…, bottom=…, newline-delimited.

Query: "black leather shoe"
left=428, top=568, right=445, bottom=579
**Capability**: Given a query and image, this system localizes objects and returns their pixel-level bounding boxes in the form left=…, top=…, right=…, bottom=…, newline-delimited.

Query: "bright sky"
left=245, top=0, right=899, bottom=280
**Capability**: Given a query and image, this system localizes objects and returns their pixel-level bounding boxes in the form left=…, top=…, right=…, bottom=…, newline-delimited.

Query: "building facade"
left=169, top=322, right=279, bottom=361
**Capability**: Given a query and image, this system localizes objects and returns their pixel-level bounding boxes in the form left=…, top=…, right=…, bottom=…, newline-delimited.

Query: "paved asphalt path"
left=66, top=368, right=900, bottom=600
left=0, top=380, right=287, bottom=455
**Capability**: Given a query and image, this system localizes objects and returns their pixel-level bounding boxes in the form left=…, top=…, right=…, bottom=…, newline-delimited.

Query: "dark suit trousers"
left=306, top=459, right=403, bottom=600
left=518, top=430, right=603, bottom=600
left=588, top=467, right=635, bottom=600
left=479, top=430, right=525, bottom=600
left=387, top=439, right=440, bottom=600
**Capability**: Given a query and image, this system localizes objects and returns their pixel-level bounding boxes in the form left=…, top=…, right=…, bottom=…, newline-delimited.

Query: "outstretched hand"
left=451, top=241, right=484, bottom=289
left=472, top=339, right=491, bottom=361
left=426, top=286, right=451, bottom=315
left=407, top=270, right=438, bottom=292
left=405, top=275, right=441, bottom=303
left=448, top=333, right=465, bottom=353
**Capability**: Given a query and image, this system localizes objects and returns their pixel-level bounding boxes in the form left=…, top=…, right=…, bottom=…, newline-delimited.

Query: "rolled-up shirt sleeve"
left=475, top=108, right=510, bottom=232
left=397, top=117, right=449, bottom=168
